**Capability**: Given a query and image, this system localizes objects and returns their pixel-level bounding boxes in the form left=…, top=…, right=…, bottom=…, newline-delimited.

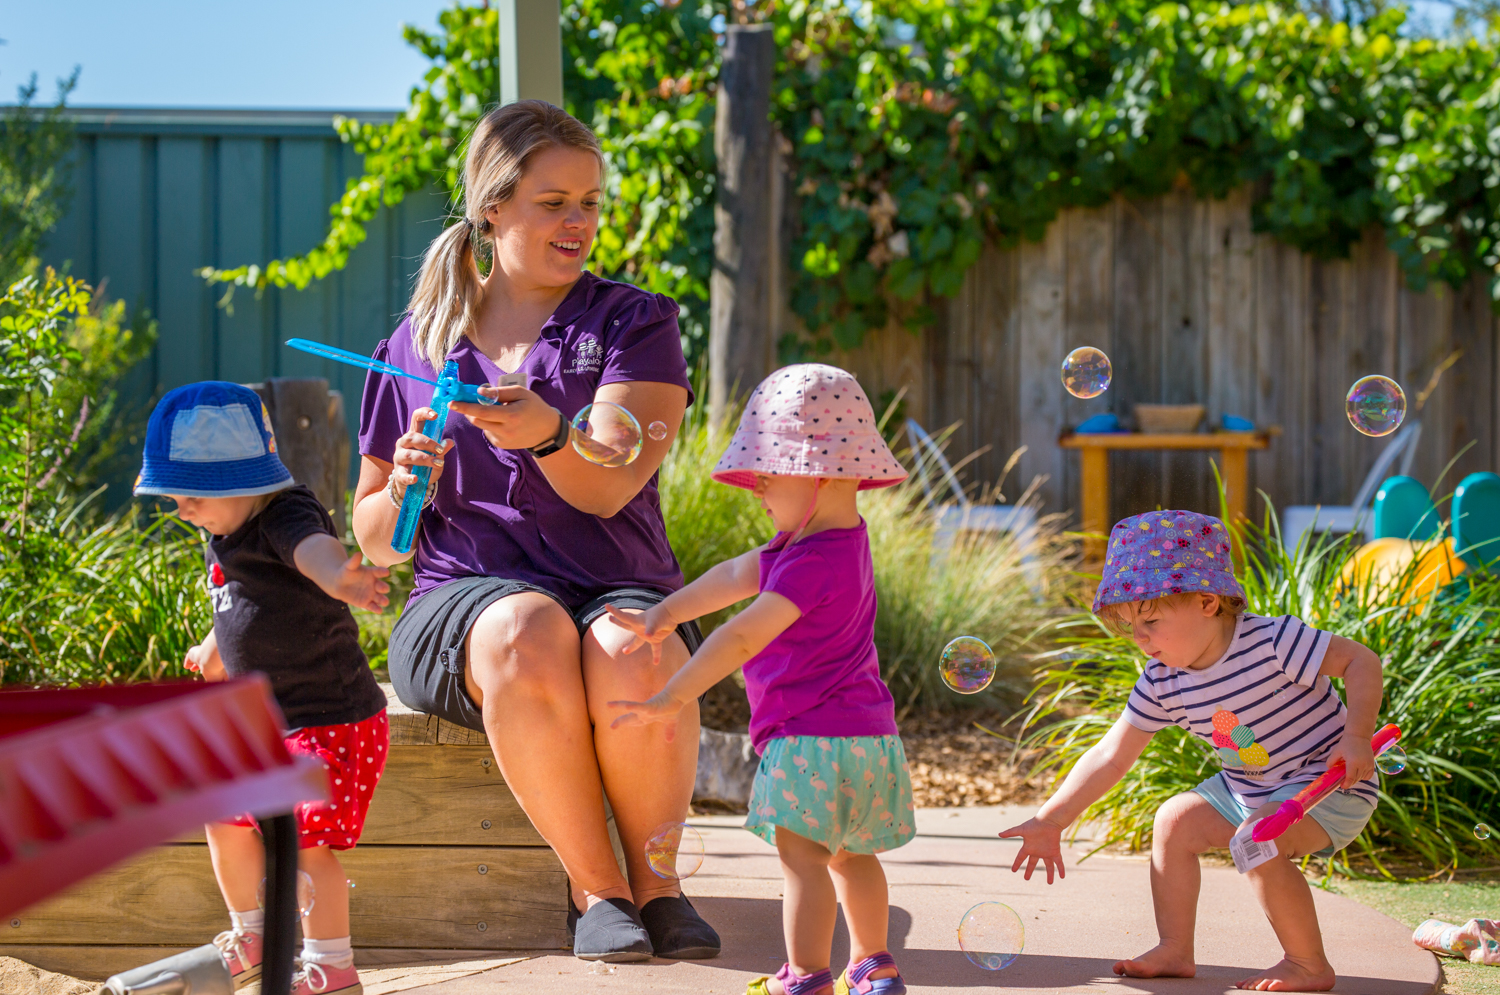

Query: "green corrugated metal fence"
left=40, top=107, right=449, bottom=483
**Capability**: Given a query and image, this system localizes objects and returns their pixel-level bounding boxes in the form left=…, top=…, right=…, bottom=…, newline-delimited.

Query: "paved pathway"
left=399, top=808, right=1440, bottom=995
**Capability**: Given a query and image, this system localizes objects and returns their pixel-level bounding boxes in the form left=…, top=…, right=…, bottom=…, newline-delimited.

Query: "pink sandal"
left=835, top=952, right=906, bottom=995
left=746, top=964, right=835, bottom=995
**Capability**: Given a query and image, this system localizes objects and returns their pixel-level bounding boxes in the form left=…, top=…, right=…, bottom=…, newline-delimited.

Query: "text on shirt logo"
left=566, top=334, right=602, bottom=375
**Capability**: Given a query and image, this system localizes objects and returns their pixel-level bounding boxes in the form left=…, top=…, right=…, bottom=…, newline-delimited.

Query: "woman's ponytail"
left=406, top=101, right=606, bottom=371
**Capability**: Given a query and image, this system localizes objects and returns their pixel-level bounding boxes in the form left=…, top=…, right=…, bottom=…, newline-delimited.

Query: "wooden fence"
left=831, top=183, right=1500, bottom=528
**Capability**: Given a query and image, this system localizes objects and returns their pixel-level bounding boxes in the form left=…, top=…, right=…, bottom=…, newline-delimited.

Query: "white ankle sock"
left=230, top=909, right=265, bottom=935
left=301, top=937, right=354, bottom=970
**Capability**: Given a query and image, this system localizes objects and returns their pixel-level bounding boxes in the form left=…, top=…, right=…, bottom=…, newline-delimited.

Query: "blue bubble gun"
left=284, top=338, right=495, bottom=554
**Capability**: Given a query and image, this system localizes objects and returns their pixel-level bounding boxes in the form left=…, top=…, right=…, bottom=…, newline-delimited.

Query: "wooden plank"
left=9, top=844, right=565, bottom=951
left=1063, top=203, right=1115, bottom=434
left=1253, top=235, right=1311, bottom=519
left=1396, top=277, right=1452, bottom=491
left=1207, top=188, right=1258, bottom=512
left=1110, top=195, right=1164, bottom=523
left=384, top=684, right=490, bottom=747
left=154, top=138, right=213, bottom=388
left=1158, top=185, right=1211, bottom=512
left=217, top=137, right=274, bottom=383
left=1060, top=432, right=1272, bottom=450
left=0, top=946, right=530, bottom=982
left=1446, top=276, right=1495, bottom=491
left=1016, top=214, right=1068, bottom=515
left=977, top=245, right=1022, bottom=502
left=361, top=746, right=543, bottom=846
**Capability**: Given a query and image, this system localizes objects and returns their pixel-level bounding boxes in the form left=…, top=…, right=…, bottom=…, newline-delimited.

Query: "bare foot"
left=1236, top=957, right=1335, bottom=991
left=1112, top=943, right=1196, bottom=979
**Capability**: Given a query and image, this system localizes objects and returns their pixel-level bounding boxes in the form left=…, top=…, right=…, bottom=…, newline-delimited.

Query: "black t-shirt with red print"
left=205, top=485, right=386, bottom=729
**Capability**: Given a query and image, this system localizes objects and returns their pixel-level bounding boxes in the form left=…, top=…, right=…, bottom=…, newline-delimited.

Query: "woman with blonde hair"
left=354, top=100, right=717, bottom=963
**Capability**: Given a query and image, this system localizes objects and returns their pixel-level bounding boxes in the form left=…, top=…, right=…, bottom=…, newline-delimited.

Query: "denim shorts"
left=388, top=576, right=703, bottom=732
left=1192, top=772, right=1376, bottom=856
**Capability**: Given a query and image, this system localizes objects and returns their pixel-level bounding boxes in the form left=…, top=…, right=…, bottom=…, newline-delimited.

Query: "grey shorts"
left=388, top=576, right=704, bottom=733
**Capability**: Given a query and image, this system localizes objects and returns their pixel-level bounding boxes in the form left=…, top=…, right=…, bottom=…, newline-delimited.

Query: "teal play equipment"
left=1451, top=472, right=1500, bottom=568
left=1372, top=476, right=1441, bottom=542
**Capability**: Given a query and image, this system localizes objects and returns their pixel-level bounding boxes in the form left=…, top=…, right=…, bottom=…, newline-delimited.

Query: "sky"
left=1, top=0, right=454, bottom=109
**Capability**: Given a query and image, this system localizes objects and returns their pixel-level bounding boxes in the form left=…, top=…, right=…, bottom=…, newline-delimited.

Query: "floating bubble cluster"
left=1346, top=376, right=1407, bottom=437
left=958, top=902, right=1025, bottom=971
left=257, top=870, right=316, bottom=918
left=940, top=636, right=997, bottom=694
left=1061, top=347, right=1113, bottom=399
left=1376, top=744, right=1408, bottom=775
left=570, top=402, right=644, bottom=467
left=1476, top=823, right=1492, bottom=841
left=647, top=420, right=669, bottom=442
left=645, top=821, right=705, bottom=880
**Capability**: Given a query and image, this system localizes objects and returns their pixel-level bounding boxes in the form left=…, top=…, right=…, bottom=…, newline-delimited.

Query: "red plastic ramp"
left=0, top=676, right=327, bottom=919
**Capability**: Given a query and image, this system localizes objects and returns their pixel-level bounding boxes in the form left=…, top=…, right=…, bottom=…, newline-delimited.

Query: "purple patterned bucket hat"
left=712, top=364, right=907, bottom=490
left=1093, top=510, right=1245, bottom=613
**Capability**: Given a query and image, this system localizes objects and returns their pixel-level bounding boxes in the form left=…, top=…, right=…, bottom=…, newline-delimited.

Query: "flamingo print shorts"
left=745, top=735, right=915, bottom=855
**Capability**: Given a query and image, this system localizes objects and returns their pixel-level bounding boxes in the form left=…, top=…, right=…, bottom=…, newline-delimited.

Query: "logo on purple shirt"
left=567, top=334, right=602, bottom=374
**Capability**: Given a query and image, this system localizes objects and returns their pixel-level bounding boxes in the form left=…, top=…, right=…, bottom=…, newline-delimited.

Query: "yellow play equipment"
left=1339, top=536, right=1466, bottom=609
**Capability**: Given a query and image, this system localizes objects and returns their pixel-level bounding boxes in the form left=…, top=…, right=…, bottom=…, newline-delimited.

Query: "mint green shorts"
left=1192, top=772, right=1375, bottom=856
left=745, top=735, right=916, bottom=855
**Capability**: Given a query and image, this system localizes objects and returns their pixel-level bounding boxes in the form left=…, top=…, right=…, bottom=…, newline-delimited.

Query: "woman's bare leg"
left=583, top=611, right=699, bottom=906
left=464, top=593, right=630, bottom=907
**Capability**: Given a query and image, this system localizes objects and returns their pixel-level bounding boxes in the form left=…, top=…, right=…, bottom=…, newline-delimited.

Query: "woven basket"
left=1135, top=404, right=1205, bottom=434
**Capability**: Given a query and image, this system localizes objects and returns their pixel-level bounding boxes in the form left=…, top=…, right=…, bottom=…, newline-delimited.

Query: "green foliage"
left=197, top=1, right=718, bottom=355
left=0, top=270, right=199, bottom=686
left=1017, top=519, right=1500, bottom=876
left=0, top=70, right=77, bottom=290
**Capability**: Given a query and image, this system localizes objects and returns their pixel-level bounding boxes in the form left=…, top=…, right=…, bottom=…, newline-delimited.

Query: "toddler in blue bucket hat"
left=136, top=382, right=390, bottom=995
left=999, top=510, right=1386, bottom=992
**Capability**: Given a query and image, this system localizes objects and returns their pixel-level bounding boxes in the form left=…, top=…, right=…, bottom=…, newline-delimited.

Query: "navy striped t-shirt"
left=1123, top=613, right=1379, bottom=808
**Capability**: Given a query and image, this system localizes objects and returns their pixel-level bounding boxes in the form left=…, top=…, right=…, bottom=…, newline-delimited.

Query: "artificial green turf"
left=1331, top=878, right=1500, bottom=995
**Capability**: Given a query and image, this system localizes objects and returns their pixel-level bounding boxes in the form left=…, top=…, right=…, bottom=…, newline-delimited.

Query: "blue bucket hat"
left=134, top=382, right=294, bottom=499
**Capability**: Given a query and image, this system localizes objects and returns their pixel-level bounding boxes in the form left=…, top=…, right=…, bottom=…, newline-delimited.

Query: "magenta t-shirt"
left=746, top=520, right=898, bottom=753
left=358, top=271, right=693, bottom=607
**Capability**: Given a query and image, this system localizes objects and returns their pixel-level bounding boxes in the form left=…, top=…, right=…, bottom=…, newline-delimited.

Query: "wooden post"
left=498, top=0, right=563, bottom=107
left=247, top=379, right=349, bottom=535
left=709, top=23, right=777, bottom=429
left=1080, top=447, right=1110, bottom=561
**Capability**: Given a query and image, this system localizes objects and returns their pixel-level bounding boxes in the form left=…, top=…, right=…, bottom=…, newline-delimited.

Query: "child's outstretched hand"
left=605, top=603, right=675, bottom=666
left=1328, top=730, right=1376, bottom=788
left=184, top=641, right=225, bottom=681
left=329, top=552, right=391, bottom=612
left=608, top=689, right=688, bottom=741
left=997, top=816, right=1068, bottom=884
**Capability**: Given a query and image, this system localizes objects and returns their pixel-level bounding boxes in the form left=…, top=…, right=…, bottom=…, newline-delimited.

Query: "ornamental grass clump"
left=1017, top=517, right=1500, bottom=877
left=659, top=397, right=1077, bottom=708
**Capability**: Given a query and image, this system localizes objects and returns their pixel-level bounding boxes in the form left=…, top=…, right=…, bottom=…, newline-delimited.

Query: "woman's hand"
left=997, top=816, right=1068, bottom=883
left=604, top=603, right=676, bottom=666
left=392, top=407, right=455, bottom=494
left=608, top=689, right=689, bottom=741
left=451, top=385, right=563, bottom=451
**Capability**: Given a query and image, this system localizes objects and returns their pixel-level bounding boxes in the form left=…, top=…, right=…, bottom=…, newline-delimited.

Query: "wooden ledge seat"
left=1, top=686, right=567, bottom=979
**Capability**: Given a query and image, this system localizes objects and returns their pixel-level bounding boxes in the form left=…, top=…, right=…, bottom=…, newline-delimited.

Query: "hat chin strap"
left=782, top=478, right=826, bottom=548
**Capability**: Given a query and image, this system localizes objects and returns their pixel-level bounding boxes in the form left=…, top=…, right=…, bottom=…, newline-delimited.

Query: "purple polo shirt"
left=358, top=271, right=693, bottom=607
left=746, top=520, right=898, bottom=753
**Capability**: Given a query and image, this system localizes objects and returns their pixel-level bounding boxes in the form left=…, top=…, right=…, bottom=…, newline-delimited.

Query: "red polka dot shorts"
left=221, top=709, right=389, bottom=850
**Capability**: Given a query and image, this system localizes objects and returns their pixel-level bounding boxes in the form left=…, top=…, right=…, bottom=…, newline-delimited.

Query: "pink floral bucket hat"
left=1093, top=510, right=1245, bottom=613
left=712, top=364, right=907, bottom=490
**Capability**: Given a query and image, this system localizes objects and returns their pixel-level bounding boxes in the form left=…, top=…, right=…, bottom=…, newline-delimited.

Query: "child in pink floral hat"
left=607, top=364, right=913, bottom=995
left=1000, top=509, right=1385, bottom=992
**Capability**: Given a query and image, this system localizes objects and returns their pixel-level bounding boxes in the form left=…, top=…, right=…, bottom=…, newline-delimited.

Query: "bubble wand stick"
left=1250, top=723, right=1401, bottom=843
left=285, top=338, right=495, bottom=554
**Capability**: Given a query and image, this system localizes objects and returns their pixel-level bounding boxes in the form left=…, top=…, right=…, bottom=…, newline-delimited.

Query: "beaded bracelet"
left=387, top=472, right=438, bottom=510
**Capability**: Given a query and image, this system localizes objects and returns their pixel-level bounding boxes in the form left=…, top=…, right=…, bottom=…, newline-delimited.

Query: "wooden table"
left=1059, top=430, right=1273, bottom=559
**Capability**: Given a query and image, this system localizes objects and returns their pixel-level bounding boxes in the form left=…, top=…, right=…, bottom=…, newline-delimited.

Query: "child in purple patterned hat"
left=606, top=364, right=913, bottom=995
left=1000, top=509, right=1385, bottom=993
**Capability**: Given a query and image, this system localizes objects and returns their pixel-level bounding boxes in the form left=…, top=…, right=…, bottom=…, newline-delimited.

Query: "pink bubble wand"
left=1250, top=723, right=1401, bottom=843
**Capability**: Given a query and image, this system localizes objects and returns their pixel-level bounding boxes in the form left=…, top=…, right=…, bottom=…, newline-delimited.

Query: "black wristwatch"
left=528, top=407, right=569, bottom=457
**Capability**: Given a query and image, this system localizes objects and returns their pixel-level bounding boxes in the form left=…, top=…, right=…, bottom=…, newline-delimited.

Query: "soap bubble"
left=957, top=901, right=1024, bottom=971
left=570, top=402, right=643, bottom=467
left=647, top=420, right=669, bottom=442
left=1475, top=823, right=1492, bottom=841
left=257, top=870, right=316, bottom=917
left=1346, top=376, right=1406, bottom=437
left=940, top=636, right=997, bottom=694
left=1061, top=347, right=1112, bottom=399
left=1376, top=744, right=1407, bottom=775
left=645, top=821, right=705, bottom=880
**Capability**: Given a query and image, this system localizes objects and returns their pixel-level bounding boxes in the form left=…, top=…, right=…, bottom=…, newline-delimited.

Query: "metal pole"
left=498, top=0, right=564, bottom=106
left=260, top=814, right=300, bottom=995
